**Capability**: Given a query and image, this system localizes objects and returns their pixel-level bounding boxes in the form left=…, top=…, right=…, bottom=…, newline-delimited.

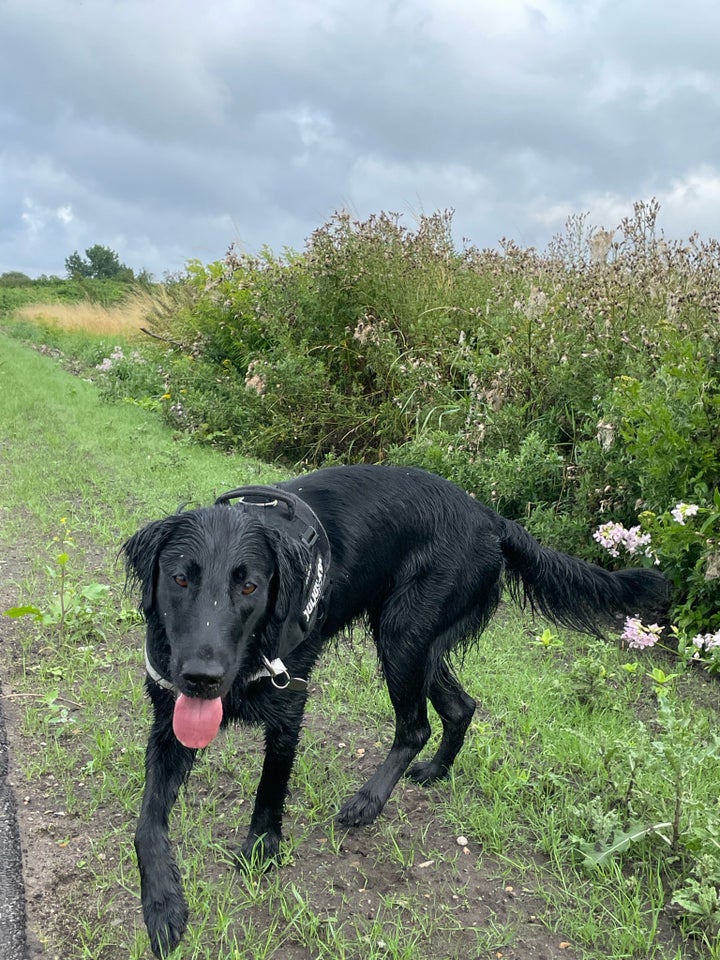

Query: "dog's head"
left=122, top=505, right=312, bottom=704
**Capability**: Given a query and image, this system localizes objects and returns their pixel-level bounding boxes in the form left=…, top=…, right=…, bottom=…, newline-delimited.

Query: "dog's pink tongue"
left=173, top=694, right=223, bottom=749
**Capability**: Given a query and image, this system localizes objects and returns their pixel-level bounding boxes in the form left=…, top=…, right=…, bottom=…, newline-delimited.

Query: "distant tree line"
left=64, top=244, right=136, bottom=281
left=0, top=245, right=153, bottom=286
left=0, top=271, right=34, bottom=286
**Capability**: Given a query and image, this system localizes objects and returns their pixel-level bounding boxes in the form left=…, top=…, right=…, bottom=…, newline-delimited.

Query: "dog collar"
left=144, top=642, right=175, bottom=692
left=143, top=643, right=308, bottom=695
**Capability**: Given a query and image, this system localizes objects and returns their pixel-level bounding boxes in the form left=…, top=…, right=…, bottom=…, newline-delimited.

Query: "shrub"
left=17, top=202, right=718, bottom=633
left=593, top=494, right=720, bottom=653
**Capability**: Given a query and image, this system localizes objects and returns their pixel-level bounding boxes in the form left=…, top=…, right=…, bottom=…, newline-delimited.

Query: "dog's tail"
left=498, top=518, right=671, bottom=636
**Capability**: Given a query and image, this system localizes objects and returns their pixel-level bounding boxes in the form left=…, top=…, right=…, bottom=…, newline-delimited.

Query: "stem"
left=0, top=693, right=84, bottom=709
left=59, top=561, right=67, bottom=631
left=669, top=753, right=683, bottom=853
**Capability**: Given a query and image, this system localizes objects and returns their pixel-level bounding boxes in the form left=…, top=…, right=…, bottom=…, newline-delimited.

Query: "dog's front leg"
left=135, top=705, right=196, bottom=958
left=239, top=701, right=305, bottom=865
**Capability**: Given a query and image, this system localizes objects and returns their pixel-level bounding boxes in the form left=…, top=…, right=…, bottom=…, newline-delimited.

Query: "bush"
left=20, top=202, right=720, bottom=633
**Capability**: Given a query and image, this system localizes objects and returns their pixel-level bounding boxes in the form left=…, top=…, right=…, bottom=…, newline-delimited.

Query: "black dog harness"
left=145, top=485, right=331, bottom=696
left=214, top=486, right=332, bottom=688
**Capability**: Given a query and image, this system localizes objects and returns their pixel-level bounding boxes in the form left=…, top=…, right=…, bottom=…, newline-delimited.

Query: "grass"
left=2, top=324, right=720, bottom=959
left=7, top=286, right=170, bottom=336
left=0, top=332, right=281, bottom=536
left=11, top=299, right=145, bottom=336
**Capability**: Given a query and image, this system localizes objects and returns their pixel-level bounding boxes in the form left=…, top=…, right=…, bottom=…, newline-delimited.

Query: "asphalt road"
left=0, top=679, right=27, bottom=960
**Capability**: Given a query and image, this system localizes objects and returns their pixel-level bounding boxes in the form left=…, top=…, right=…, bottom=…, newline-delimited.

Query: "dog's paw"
left=336, top=790, right=384, bottom=827
left=145, top=892, right=189, bottom=958
left=235, top=831, right=281, bottom=872
left=407, top=759, right=449, bottom=784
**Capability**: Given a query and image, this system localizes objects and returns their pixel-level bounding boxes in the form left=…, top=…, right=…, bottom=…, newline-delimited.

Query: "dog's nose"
left=180, top=658, right=225, bottom=692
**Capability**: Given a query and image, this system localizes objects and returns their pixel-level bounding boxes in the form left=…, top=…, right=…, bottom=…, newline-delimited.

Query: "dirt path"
left=0, top=541, right=96, bottom=959
left=0, top=536, right=30, bottom=958
left=0, top=680, right=27, bottom=960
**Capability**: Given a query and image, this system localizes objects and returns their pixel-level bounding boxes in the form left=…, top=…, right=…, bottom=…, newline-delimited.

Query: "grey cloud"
left=1, top=0, right=719, bottom=277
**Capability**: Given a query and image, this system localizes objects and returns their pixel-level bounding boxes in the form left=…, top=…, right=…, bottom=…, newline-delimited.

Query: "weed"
left=4, top=518, right=110, bottom=638
left=566, top=648, right=614, bottom=705
left=531, top=627, right=564, bottom=650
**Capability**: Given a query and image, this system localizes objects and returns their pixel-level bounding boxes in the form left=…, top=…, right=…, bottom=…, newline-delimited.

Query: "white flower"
left=671, top=503, right=699, bottom=525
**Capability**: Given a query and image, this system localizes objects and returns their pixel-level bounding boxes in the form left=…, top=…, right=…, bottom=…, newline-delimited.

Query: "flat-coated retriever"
left=123, top=464, right=669, bottom=956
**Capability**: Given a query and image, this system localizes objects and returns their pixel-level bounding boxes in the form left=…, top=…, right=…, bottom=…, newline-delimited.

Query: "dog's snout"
left=180, top=657, right=225, bottom=692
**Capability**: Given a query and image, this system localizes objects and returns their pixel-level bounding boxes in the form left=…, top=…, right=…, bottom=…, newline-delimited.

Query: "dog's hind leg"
left=135, top=703, right=196, bottom=959
left=408, top=661, right=476, bottom=784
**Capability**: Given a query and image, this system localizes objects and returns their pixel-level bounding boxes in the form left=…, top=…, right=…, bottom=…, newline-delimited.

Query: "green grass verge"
left=1, top=331, right=720, bottom=960
left=0, top=331, right=283, bottom=539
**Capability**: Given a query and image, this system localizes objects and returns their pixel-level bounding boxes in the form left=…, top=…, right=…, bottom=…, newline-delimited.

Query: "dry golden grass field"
left=13, top=294, right=152, bottom=337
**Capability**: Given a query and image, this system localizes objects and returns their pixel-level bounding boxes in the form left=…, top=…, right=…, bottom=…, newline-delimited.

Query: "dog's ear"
left=121, top=516, right=180, bottom=612
left=264, top=529, right=311, bottom=656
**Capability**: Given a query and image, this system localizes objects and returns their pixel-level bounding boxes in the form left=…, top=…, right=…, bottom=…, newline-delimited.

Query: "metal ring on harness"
left=260, top=655, right=288, bottom=686
left=215, top=487, right=299, bottom=516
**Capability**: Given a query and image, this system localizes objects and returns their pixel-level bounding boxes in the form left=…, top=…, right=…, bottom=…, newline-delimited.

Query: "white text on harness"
left=302, top=556, right=324, bottom=622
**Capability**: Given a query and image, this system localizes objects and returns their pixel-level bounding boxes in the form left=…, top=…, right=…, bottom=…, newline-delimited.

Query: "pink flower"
left=621, top=616, right=663, bottom=650
left=593, top=522, right=652, bottom=558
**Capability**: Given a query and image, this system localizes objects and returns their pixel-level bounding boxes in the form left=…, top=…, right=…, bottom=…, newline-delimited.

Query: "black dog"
left=123, top=464, right=669, bottom=956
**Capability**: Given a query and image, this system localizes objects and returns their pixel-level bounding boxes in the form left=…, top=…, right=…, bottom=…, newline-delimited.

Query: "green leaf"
left=3, top=604, right=43, bottom=620
left=79, top=583, right=110, bottom=602
left=578, top=821, right=672, bottom=868
left=649, top=667, right=676, bottom=685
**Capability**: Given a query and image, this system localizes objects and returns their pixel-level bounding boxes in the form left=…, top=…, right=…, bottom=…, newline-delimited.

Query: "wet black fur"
left=122, top=464, right=670, bottom=957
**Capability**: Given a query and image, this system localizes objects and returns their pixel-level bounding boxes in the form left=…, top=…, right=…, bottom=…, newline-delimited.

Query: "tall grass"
left=12, top=298, right=148, bottom=336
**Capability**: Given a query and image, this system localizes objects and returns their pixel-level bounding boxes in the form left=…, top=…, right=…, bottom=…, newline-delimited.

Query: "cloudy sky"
left=2, top=0, right=719, bottom=279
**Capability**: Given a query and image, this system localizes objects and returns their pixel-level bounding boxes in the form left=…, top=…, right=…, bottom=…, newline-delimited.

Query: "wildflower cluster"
left=593, top=521, right=652, bottom=559
left=620, top=617, right=663, bottom=650
left=671, top=502, right=700, bottom=525
left=693, top=630, right=720, bottom=653
left=596, top=500, right=720, bottom=668
left=620, top=617, right=720, bottom=671
left=95, top=345, right=145, bottom=372
left=96, top=346, right=125, bottom=372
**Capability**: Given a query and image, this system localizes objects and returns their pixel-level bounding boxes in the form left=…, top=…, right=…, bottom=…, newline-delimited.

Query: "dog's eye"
left=174, top=574, right=189, bottom=588
left=241, top=581, right=257, bottom=596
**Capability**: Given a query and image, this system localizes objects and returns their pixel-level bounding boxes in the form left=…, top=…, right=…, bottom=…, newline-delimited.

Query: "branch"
left=139, top=327, right=187, bottom=349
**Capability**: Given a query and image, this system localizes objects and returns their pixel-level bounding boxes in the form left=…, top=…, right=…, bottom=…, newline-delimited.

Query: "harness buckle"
left=260, top=655, right=308, bottom=692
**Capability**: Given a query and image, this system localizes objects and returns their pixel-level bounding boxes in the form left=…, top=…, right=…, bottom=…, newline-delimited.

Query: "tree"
left=65, top=251, right=93, bottom=279
left=85, top=244, right=123, bottom=279
left=0, top=271, right=32, bottom=286
left=64, top=245, right=135, bottom=281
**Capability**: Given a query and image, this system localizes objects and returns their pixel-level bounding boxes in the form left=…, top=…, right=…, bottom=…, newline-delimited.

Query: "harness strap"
left=214, top=484, right=332, bottom=661
left=144, top=642, right=174, bottom=692
left=144, top=642, right=307, bottom=695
